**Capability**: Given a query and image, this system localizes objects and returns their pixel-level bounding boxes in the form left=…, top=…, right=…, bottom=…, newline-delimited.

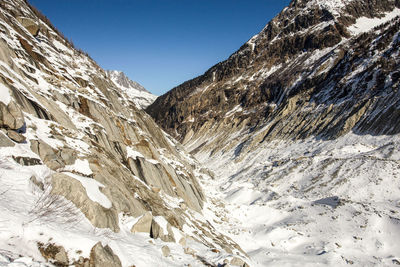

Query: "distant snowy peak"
left=106, top=70, right=156, bottom=109
left=106, top=70, right=147, bottom=92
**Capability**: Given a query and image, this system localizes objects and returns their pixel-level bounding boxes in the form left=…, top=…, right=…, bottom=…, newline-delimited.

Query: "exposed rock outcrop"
left=0, top=131, right=14, bottom=147
left=0, top=101, right=25, bottom=130
left=130, top=211, right=152, bottom=233
left=16, top=16, right=39, bottom=36
left=89, top=242, right=122, bottom=267
left=147, top=0, right=400, bottom=156
left=37, top=242, right=69, bottom=267
left=0, top=0, right=246, bottom=265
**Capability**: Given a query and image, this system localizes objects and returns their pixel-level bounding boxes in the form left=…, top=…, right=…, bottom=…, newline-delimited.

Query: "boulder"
left=75, top=256, right=90, bottom=267
left=0, top=131, right=14, bottom=147
left=37, top=242, right=69, bottom=266
left=16, top=17, right=39, bottom=36
left=54, top=247, right=69, bottom=266
left=59, top=148, right=77, bottom=165
left=0, top=101, right=25, bottom=130
left=230, top=257, right=249, bottom=267
left=89, top=242, right=122, bottom=267
left=6, top=129, right=25, bottom=143
left=51, top=173, right=120, bottom=232
left=183, top=247, right=197, bottom=257
left=131, top=212, right=152, bottom=234
left=30, top=139, right=64, bottom=170
left=14, top=156, right=41, bottom=166
left=150, top=218, right=175, bottom=242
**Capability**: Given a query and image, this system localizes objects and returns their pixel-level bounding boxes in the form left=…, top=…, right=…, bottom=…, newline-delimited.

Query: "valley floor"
left=196, top=132, right=400, bottom=266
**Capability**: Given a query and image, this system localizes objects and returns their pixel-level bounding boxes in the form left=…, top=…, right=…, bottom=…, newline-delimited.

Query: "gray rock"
left=0, top=101, right=25, bottom=130
left=131, top=211, right=152, bottom=234
left=0, top=131, right=14, bottom=147
left=75, top=256, right=90, bottom=267
left=183, top=247, right=196, bottom=256
left=54, top=246, right=69, bottom=266
left=89, top=242, right=122, bottom=267
left=16, top=17, right=40, bottom=36
left=14, top=156, right=41, bottom=166
left=37, top=242, right=69, bottom=266
left=51, top=173, right=120, bottom=232
left=6, top=129, right=25, bottom=143
left=150, top=218, right=175, bottom=243
left=30, top=175, right=44, bottom=190
left=230, top=257, right=249, bottom=267
left=59, top=148, right=77, bottom=165
left=31, top=139, right=64, bottom=170
left=314, top=196, right=340, bottom=208
left=161, top=245, right=170, bottom=257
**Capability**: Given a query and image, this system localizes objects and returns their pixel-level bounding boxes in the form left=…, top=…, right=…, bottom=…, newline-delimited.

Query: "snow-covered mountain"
left=147, top=0, right=400, bottom=266
left=106, top=70, right=156, bottom=109
left=0, top=0, right=248, bottom=266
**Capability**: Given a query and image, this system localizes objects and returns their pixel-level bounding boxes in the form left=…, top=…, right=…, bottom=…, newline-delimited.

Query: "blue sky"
left=29, top=0, right=290, bottom=95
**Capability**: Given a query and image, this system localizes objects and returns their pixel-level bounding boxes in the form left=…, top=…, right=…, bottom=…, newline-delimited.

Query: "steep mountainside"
left=147, top=0, right=400, bottom=266
left=106, top=70, right=156, bottom=109
left=148, top=0, right=400, bottom=147
left=0, top=0, right=248, bottom=266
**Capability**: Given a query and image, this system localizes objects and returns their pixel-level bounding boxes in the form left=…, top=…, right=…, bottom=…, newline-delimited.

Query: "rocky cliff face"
left=147, top=0, right=400, bottom=151
left=106, top=70, right=156, bottom=109
left=0, top=0, right=247, bottom=266
left=147, top=0, right=400, bottom=265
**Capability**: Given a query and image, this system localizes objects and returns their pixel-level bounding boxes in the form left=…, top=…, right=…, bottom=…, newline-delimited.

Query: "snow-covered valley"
left=195, top=132, right=400, bottom=266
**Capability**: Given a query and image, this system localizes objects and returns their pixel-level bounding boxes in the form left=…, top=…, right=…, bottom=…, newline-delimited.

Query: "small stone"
left=211, top=248, right=220, bottom=253
left=14, top=156, right=41, bottom=166
left=30, top=175, right=44, bottom=190
left=75, top=256, right=90, bottom=267
left=161, top=245, right=170, bottom=257
left=183, top=247, right=196, bottom=257
left=151, top=186, right=161, bottom=193
left=230, top=257, right=249, bottom=267
left=178, top=237, right=187, bottom=247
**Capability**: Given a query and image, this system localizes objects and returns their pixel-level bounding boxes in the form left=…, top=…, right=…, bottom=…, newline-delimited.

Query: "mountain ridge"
left=147, top=0, right=400, bottom=145
left=106, top=70, right=156, bottom=109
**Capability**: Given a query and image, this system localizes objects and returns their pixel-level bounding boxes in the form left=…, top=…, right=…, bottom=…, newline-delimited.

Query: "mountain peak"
left=106, top=70, right=157, bottom=109
left=106, top=70, right=148, bottom=93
